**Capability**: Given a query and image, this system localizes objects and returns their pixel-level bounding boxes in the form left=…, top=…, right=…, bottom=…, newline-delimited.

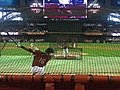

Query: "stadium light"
left=59, top=0, right=70, bottom=4
left=88, top=3, right=100, bottom=13
left=88, top=0, right=98, bottom=8
left=108, top=13, right=120, bottom=22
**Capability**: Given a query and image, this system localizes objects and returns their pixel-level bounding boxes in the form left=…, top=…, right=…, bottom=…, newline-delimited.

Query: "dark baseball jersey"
left=62, top=43, right=67, bottom=49
left=32, top=50, right=51, bottom=67
left=20, top=46, right=51, bottom=67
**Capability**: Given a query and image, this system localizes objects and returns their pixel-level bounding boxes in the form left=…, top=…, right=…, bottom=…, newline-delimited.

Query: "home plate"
left=56, top=56, right=76, bottom=59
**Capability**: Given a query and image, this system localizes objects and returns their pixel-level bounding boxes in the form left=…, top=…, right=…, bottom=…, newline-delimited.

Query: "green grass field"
left=1, top=42, right=120, bottom=76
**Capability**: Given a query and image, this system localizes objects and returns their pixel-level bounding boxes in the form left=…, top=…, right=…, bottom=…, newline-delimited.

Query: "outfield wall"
left=0, top=75, right=120, bottom=90
left=1, top=34, right=107, bottom=43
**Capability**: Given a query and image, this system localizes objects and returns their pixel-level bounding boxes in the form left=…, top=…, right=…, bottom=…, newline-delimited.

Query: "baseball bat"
left=6, top=32, right=18, bottom=46
left=0, top=35, right=7, bottom=56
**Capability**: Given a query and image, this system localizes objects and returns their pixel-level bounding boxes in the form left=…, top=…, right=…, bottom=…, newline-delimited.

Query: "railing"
left=1, top=75, right=120, bottom=90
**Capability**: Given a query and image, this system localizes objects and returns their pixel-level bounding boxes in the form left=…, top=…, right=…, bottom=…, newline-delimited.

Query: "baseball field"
left=0, top=42, right=120, bottom=76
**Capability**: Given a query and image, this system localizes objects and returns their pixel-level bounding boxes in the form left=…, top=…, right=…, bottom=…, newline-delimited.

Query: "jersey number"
left=39, top=58, right=46, bottom=64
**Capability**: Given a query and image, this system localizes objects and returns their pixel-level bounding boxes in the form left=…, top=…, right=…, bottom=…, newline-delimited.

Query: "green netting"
left=0, top=55, right=120, bottom=75
left=1, top=42, right=120, bottom=76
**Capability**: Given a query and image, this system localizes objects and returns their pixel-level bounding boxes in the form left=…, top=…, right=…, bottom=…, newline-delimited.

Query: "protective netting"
left=85, top=83, right=120, bottom=90
left=1, top=78, right=120, bottom=90
left=0, top=82, right=45, bottom=90
left=1, top=40, right=120, bottom=75
left=0, top=0, right=120, bottom=89
left=0, top=20, right=120, bottom=76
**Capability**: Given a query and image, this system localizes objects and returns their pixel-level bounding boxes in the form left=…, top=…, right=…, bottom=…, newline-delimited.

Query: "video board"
left=29, top=0, right=87, bottom=18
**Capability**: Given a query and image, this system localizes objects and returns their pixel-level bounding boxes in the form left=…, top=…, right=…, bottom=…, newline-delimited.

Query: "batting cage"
left=49, top=37, right=82, bottom=60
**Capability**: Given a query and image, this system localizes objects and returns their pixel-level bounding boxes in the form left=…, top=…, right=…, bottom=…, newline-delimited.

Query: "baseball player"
left=62, top=40, right=69, bottom=58
left=17, top=43, right=54, bottom=75
left=72, top=39, right=76, bottom=48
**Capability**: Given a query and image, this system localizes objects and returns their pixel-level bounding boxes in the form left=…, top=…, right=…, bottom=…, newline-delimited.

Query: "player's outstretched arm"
left=17, top=42, right=34, bottom=53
